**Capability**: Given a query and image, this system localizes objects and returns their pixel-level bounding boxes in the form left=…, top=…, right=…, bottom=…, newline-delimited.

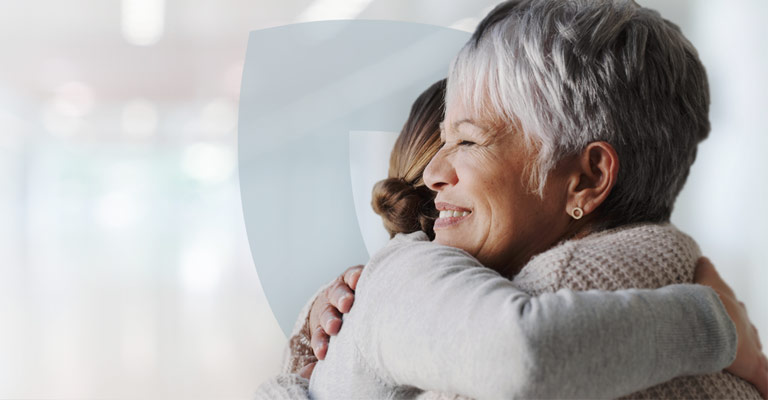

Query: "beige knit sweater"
left=512, top=222, right=760, bottom=399
left=270, top=223, right=754, bottom=399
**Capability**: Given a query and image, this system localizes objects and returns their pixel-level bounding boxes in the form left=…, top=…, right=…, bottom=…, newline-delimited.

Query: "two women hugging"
left=258, top=1, right=768, bottom=398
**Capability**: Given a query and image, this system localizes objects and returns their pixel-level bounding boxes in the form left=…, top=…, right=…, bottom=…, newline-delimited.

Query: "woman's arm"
left=281, top=265, right=362, bottom=377
left=280, top=283, right=324, bottom=375
left=348, top=232, right=737, bottom=399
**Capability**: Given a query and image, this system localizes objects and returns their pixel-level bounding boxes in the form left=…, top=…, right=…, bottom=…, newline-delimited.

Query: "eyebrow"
left=439, top=119, right=489, bottom=141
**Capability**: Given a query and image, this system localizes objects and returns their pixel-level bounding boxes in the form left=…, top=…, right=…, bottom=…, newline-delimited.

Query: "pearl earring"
left=571, top=207, right=584, bottom=220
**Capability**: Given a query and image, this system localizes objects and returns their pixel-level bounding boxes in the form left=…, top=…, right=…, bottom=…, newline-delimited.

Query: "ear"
left=565, top=141, right=619, bottom=218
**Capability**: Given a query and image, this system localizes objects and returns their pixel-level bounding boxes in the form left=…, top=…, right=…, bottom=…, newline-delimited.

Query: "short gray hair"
left=447, top=0, right=710, bottom=228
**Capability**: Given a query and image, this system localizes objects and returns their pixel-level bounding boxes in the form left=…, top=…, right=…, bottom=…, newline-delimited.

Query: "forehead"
left=440, top=101, right=497, bottom=139
left=443, top=89, right=502, bottom=128
left=440, top=119, right=488, bottom=133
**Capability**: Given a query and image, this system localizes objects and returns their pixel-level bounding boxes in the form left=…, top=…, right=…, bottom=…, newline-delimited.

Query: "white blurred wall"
left=0, top=0, right=765, bottom=398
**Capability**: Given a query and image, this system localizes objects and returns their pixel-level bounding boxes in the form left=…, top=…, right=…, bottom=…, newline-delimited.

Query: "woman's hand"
left=695, top=257, right=768, bottom=399
left=301, top=264, right=362, bottom=378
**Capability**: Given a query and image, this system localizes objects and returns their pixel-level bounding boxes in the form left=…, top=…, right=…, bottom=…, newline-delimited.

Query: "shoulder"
left=367, top=231, right=481, bottom=275
left=354, top=231, right=489, bottom=309
left=568, top=223, right=700, bottom=277
left=515, top=223, right=701, bottom=292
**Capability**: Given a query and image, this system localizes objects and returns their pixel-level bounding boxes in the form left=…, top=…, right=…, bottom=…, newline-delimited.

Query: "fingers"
left=319, top=303, right=342, bottom=335
left=311, top=307, right=342, bottom=359
left=694, top=256, right=737, bottom=299
left=694, top=256, right=715, bottom=281
left=328, top=276, right=356, bottom=314
left=757, top=352, right=768, bottom=399
left=309, top=296, right=341, bottom=358
left=344, top=265, right=364, bottom=291
left=310, top=325, right=330, bottom=360
left=307, top=265, right=363, bottom=361
left=298, top=362, right=316, bottom=380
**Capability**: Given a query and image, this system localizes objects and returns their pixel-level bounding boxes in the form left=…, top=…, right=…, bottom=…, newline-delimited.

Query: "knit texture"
left=282, top=283, right=325, bottom=375
left=268, top=223, right=744, bottom=399
left=514, top=223, right=760, bottom=399
left=284, top=244, right=478, bottom=400
left=253, top=374, right=310, bottom=400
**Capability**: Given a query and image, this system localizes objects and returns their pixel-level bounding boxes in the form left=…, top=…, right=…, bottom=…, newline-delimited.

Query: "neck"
left=565, top=214, right=599, bottom=240
left=497, top=218, right=599, bottom=278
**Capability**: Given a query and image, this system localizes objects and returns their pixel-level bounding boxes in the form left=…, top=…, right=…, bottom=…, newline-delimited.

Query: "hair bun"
left=371, top=177, right=437, bottom=239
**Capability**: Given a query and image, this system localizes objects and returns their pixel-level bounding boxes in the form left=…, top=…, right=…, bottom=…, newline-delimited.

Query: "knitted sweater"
left=255, top=225, right=739, bottom=399
left=512, top=222, right=760, bottom=399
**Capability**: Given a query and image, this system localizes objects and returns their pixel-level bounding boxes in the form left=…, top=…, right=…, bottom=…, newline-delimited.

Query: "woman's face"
left=424, top=100, right=571, bottom=275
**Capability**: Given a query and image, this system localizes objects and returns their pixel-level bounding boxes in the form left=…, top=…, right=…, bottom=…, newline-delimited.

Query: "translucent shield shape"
left=238, top=20, right=469, bottom=335
left=348, top=130, right=399, bottom=257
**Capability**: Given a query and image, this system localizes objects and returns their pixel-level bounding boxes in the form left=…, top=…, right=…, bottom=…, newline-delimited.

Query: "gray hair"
left=447, top=0, right=710, bottom=228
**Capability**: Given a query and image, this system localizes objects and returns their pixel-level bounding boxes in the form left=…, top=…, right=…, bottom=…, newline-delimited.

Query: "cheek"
left=486, top=169, right=523, bottom=217
left=489, top=180, right=543, bottom=238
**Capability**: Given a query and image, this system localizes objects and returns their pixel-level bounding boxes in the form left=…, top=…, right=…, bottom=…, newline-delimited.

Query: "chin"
left=434, top=233, right=472, bottom=253
left=434, top=232, right=455, bottom=245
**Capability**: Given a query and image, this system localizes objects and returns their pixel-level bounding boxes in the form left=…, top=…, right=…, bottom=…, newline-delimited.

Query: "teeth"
left=439, top=210, right=471, bottom=218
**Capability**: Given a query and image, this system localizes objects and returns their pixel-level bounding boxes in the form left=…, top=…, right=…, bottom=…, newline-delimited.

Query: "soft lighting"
left=41, top=81, right=94, bottom=137
left=121, top=0, right=165, bottom=46
left=43, top=106, right=81, bottom=137
left=296, top=0, right=374, bottom=22
left=199, top=98, right=236, bottom=136
left=180, top=143, right=236, bottom=183
left=120, top=302, right=157, bottom=373
left=0, top=111, right=24, bottom=148
left=52, top=81, right=94, bottom=118
left=95, top=192, right=140, bottom=229
left=122, top=98, right=158, bottom=138
left=450, top=17, right=480, bottom=32
left=224, top=62, right=244, bottom=97
left=180, top=243, right=221, bottom=293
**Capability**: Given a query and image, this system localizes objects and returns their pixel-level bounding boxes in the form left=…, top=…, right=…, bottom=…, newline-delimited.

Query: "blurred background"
left=0, top=0, right=765, bottom=398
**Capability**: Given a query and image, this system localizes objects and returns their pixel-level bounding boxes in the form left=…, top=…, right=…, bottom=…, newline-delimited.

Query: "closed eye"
left=458, top=140, right=475, bottom=146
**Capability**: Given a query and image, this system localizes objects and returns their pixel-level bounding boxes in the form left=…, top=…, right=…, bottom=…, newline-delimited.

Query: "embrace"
left=257, top=0, right=768, bottom=399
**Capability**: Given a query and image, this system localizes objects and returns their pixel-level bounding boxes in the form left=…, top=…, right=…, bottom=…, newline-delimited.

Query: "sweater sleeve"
left=258, top=281, right=337, bottom=400
left=253, top=373, right=310, bottom=400
left=281, top=281, right=334, bottom=374
left=352, top=234, right=737, bottom=399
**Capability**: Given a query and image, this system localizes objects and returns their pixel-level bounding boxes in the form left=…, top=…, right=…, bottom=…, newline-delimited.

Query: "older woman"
left=256, top=85, right=764, bottom=399
left=279, top=0, right=767, bottom=399
left=426, top=2, right=765, bottom=397
left=255, top=79, right=742, bottom=398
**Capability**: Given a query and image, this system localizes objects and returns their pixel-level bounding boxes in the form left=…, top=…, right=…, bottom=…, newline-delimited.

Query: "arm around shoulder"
left=351, top=238, right=737, bottom=399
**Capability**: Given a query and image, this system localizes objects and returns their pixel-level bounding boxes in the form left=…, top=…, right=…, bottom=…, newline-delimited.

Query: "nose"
left=424, top=147, right=457, bottom=192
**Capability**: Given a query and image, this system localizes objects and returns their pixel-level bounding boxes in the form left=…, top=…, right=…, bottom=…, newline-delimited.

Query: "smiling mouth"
left=438, top=210, right=471, bottom=218
left=434, top=209, right=472, bottom=229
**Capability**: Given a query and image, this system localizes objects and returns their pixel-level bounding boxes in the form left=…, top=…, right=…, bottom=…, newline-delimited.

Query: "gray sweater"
left=256, top=230, right=737, bottom=399
left=513, top=223, right=760, bottom=399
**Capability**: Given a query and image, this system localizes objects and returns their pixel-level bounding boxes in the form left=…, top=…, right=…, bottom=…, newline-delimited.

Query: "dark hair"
left=371, top=79, right=445, bottom=239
